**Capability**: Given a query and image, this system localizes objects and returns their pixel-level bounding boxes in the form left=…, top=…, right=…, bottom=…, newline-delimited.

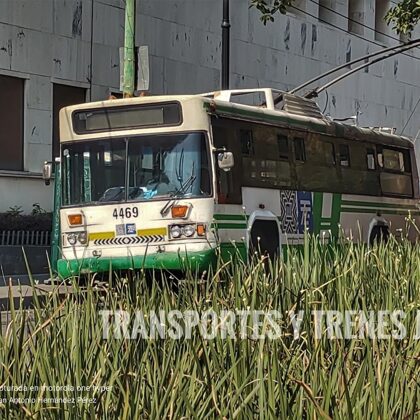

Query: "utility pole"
left=221, top=0, right=230, bottom=90
left=123, top=0, right=136, bottom=97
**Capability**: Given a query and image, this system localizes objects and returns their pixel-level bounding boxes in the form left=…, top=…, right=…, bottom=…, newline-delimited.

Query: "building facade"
left=0, top=0, right=419, bottom=213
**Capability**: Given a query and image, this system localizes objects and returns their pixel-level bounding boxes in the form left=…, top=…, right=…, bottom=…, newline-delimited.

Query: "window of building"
left=294, top=137, right=306, bottom=162
left=318, top=0, right=336, bottom=26
left=287, top=0, right=306, bottom=18
left=0, top=75, right=24, bottom=171
left=339, top=144, right=350, bottom=167
left=375, top=0, right=391, bottom=43
left=348, top=0, right=365, bottom=35
left=52, top=84, right=86, bottom=160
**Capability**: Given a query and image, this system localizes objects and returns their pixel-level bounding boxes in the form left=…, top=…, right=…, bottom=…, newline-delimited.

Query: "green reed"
left=0, top=235, right=420, bottom=419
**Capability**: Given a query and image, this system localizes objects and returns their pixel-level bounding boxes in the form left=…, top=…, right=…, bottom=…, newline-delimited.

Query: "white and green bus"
left=43, top=88, right=420, bottom=278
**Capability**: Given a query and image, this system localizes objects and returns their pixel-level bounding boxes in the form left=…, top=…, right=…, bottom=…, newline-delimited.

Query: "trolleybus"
left=43, top=88, right=420, bottom=278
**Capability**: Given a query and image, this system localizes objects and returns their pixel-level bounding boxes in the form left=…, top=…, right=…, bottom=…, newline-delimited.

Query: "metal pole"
left=221, top=0, right=230, bottom=90
left=89, top=0, right=94, bottom=101
left=123, top=0, right=136, bottom=97
left=50, top=158, right=61, bottom=275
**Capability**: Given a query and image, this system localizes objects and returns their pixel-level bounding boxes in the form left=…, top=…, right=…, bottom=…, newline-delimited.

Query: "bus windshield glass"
left=61, top=132, right=211, bottom=206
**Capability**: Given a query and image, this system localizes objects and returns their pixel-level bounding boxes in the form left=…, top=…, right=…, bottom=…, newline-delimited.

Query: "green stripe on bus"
left=341, top=207, right=420, bottom=216
left=212, top=223, right=247, bottom=230
left=213, top=214, right=247, bottom=221
left=330, top=194, right=342, bottom=238
left=312, top=192, right=323, bottom=235
left=341, top=200, right=418, bottom=211
left=219, top=242, right=247, bottom=261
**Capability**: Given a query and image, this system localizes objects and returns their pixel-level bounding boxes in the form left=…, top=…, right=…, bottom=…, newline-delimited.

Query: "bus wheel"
left=249, top=219, right=280, bottom=264
left=369, top=224, right=390, bottom=246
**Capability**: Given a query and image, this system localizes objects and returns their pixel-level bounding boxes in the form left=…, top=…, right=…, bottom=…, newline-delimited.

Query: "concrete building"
left=0, top=0, right=419, bottom=213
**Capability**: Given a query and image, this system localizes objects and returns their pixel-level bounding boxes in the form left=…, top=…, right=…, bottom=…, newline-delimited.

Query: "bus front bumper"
left=57, top=248, right=217, bottom=278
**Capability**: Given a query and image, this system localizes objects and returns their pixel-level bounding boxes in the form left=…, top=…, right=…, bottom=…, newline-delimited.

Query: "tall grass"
left=1, top=236, right=420, bottom=418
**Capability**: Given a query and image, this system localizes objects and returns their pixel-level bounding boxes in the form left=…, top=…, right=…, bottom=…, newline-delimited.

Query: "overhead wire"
left=401, top=95, right=420, bottom=135
left=289, top=37, right=420, bottom=96
left=305, top=40, right=420, bottom=98
left=288, top=2, right=420, bottom=137
left=289, top=3, right=420, bottom=62
left=309, top=0, right=420, bottom=51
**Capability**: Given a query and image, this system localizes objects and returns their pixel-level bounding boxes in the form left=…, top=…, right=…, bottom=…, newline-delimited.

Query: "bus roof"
left=63, top=94, right=198, bottom=112
left=62, top=88, right=414, bottom=150
left=200, top=88, right=414, bottom=150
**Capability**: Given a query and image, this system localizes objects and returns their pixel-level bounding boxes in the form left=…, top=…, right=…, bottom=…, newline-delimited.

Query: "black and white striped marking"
left=93, top=235, right=164, bottom=246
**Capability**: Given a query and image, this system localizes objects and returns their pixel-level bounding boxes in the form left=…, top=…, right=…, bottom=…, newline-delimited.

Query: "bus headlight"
left=170, top=225, right=182, bottom=239
left=78, top=231, right=88, bottom=244
left=169, top=224, right=198, bottom=239
left=67, top=233, right=78, bottom=246
left=66, top=231, right=88, bottom=246
left=182, top=224, right=195, bottom=237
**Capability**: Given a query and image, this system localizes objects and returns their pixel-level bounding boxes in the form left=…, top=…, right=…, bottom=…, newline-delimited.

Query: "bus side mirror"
left=43, top=161, right=53, bottom=185
left=217, top=152, right=234, bottom=172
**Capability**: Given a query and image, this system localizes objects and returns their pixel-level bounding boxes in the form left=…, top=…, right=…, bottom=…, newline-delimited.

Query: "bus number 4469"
left=113, top=207, right=139, bottom=219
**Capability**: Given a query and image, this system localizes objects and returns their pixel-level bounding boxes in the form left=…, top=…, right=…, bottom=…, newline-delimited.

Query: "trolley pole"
left=221, top=0, right=230, bottom=90
left=123, top=0, right=136, bottom=97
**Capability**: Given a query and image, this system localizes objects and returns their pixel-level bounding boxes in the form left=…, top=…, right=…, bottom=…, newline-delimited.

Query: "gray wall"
left=138, top=0, right=419, bottom=138
left=0, top=0, right=419, bottom=213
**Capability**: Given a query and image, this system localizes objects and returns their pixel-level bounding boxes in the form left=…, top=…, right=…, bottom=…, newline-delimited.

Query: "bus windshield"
left=61, top=132, right=211, bottom=206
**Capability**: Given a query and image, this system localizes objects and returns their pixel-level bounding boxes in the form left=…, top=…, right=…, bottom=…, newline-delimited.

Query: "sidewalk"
left=0, top=282, right=72, bottom=310
left=0, top=273, right=50, bottom=287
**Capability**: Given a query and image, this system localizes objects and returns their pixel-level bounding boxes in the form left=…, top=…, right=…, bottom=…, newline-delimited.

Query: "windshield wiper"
left=160, top=165, right=196, bottom=216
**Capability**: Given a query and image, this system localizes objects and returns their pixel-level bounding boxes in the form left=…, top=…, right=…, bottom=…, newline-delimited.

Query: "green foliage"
left=250, top=0, right=294, bottom=24
left=251, top=0, right=419, bottom=36
left=0, top=204, right=51, bottom=231
left=1, top=237, right=420, bottom=418
left=0, top=212, right=52, bottom=231
left=386, top=0, right=420, bottom=35
left=31, top=203, right=47, bottom=216
left=6, top=206, right=23, bottom=217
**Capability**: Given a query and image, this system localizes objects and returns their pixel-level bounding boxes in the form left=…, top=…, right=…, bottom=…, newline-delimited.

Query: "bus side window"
left=377, top=146, right=413, bottom=197
left=240, top=129, right=254, bottom=156
left=277, top=134, right=289, bottom=160
left=366, top=148, right=376, bottom=170
left=324, top=141, right=335, bottom=166
left=402, top=149, right=411, bottom=173
left=377, top=151, right=383, bottom=168
left=339, top=144, right=350, bottom=167
left=382, top=148, right=408, bottom=172
left=294, top=137, right=306, bottom=162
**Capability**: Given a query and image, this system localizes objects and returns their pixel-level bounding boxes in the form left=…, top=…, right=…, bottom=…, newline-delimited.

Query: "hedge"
left=0, top=213, right=52, bottom=231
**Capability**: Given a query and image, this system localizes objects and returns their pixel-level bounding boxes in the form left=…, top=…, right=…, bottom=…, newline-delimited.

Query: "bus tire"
left=369, top=224, right=390, bottom=246
left=249, top=219, right=280, bottom=262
